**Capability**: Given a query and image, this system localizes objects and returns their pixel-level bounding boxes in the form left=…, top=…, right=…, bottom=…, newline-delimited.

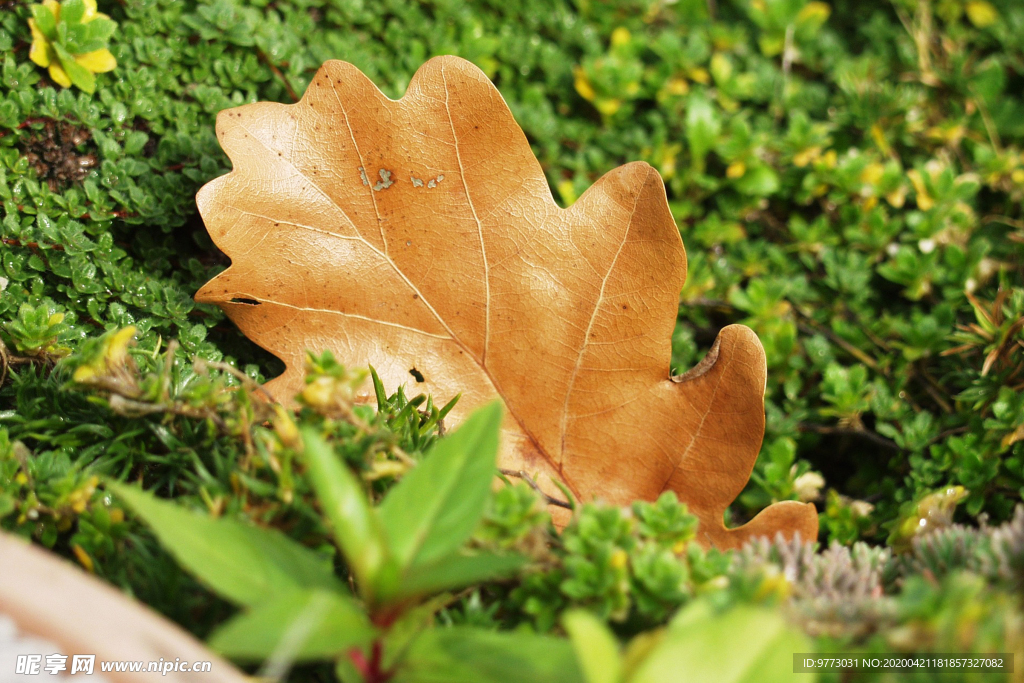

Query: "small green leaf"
left=54, top=48, right=95, bottom=93
left=382, top=594, right=456, bottom=670
left=631, top=603, right=813, bottom=683
left=60, top=0, right=86, bottom=24
left=85, top=17, right=117, bottom=43
left=734, top=164, right=780, bottom=196
left=208, top=589, right=375, bottom=662
left=563, top=610, right=622, bottom=683
left=392, top=552, right=526, bottom=601
left=437, top=393, right=459, bottom=422
left=369, top=365, right=388, bottom=410
left=396, top=627, right=586, bottom=683
left=379, top=401, right=503, bottom=573
left=685, top=93, right=721, bottom=172
left=109, top=482, right=344, bottom=607
left=299, top=427, right=388, bottom=598
left=30, top=4, right=57, bottom=39
left=67, top=18, right=115, bottom=53
left=62, top=24, right=87, bottom=53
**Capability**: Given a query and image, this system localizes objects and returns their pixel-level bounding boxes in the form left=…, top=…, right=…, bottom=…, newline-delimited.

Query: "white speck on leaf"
left=373, top=169, right=394, bottom=191
left=427, top=179, right=436, bottom=188
left=358, top=167, right=369, bottom=186
left=411, top=175, right=424, bottom=187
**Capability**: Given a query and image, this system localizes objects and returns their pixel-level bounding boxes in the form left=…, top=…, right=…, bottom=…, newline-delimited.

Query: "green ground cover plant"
left=1, top=0, right=1023, bottom=680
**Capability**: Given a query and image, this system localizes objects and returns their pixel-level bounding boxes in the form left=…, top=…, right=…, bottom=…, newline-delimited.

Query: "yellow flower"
left=73, top=326, right=136, bottom=384
left=72, top=544, right=95, bottom=573
left=687, top=67, right=710, bottom=85
left=886, top=184, right=908, bottom=208
left=796, top=1, right=831, bottom=28
left=664, top=77, right=688, bottom=97
left=26, top=0, right=117, bottom=92
left=76, top=49, right=117, bottom=73
left=610, top=549, right=629, bottom=570
left=594, top=98, right=622, bottom=116
left=859, top=161, right=885, bottom=186
left=610, top=27, right=631, bottom=48
left=966, top=0, right=998, bottom=28
left=793, top=146, right=821, bottom=168
left=572, top=66, right=596, bottom=102
left=28, top=1, right=64, bottom=80
left=907, top=169, right=935, bottom=211
left=726, top=161, right=746, bottom=179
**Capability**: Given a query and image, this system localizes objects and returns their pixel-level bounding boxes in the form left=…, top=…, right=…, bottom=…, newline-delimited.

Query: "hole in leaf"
left=230, top=298, right=261, bottom=306
left=409, top=367, right=425, bottom=383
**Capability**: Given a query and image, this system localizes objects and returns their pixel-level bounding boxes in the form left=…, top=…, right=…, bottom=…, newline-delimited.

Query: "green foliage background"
left=2, top=0, right=1024, bottom=680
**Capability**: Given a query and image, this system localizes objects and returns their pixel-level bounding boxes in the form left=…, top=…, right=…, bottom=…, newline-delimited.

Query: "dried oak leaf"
left=196, top=56, right=818, bottom=548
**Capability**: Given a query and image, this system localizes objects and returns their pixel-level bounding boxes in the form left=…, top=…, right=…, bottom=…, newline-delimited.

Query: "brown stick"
left=499, top=468, right=573, bottom=509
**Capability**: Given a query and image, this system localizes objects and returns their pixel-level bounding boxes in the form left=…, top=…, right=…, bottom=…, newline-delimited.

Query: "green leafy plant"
left=109, top=403, right=562, bottom=681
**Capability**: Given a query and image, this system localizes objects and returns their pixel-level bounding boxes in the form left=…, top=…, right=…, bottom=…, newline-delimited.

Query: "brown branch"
left=107, top=394, right=228, bottom=432
left=194, top=357, right=277, bottom=404
left=796, top=321, right=880, bottom=370
left=2, top=238, right=65, bottom=251
left=0, top=338, right=62, bottom=388
left=982, top=214, right=1024, bottom=231
left=927, top=425, right=970, bottom=446
left=499, top=468, right=573, bottom=509
left=913, top=361, right=953, bottom=414
left=798, top=422, right=902, bottom=451
left=257, top=47, right=299, bottom=103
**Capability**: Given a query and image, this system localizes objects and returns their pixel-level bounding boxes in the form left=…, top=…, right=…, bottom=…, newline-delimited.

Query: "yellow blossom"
left=272, top=404, right=300, bottom=448
left=796, top=1, right=831, bottom=28
left=572, top=66, right=595, bottom=102
left=594, top=98, right=622, bottom=116
left=557, top=178, right=577, bottom=206
left=870, top=124, right=892, bottom=157
left=663, top=77, right=689, bottom=97
left=610, top=549, right=629, bottom=569
left=907, top=169, right=934, bottom=211
left=73, top=326, right=136, bottom=384
left=72, top=544, right=95, bottom=573
left=859, top=162, right=885, bottom=186
left=76, top=49, right=117, bottom=73
left=26, top=0, right=117, bottom=92
left=754, top=565, right=792, bottom=602
left=965, top=0, right=998, bottom=28
left=687, top=67, right=710, bottom=85
left=886, top=185, right=908, bottom=208
left=726, top=161, right=746, bottom=179
left=658, top=143, right=682, bottom=180
left=793, top=146, right=821, bottom=168
left=610, top=27, right=631, bottom=48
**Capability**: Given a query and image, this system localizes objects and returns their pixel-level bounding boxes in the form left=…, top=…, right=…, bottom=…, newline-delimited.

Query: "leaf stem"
left=499, top=468, right=573, bottom=509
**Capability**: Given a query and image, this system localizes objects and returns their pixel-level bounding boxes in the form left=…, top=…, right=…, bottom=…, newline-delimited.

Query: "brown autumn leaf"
left=195, top=56, right=818, bottom=549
